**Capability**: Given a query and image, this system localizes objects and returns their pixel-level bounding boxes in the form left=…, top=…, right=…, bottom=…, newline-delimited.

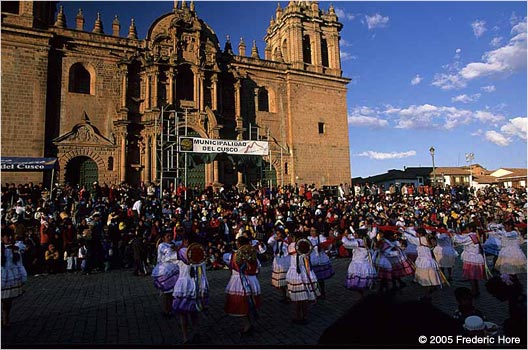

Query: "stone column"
left=144, top=134, right=151, bottom=183
left=151, top=130, right=158, bottom=182
left=120, top=131, right=127, bottom=183
left=152, top=69, right=159, bottom=109
left=145, top=73, right=151, bottom=110
left=120, top=66, right=128, bottom=109
left=167, top=70, right=174, bottom=106
left=199, top=72, right=205, bottom=111
left=213, top=160, right=219, bottom=184
left=211, top=74, right=218, bottom=110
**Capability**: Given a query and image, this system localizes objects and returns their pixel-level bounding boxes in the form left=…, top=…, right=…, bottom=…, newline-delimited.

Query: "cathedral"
left=1, top=1, right=351, bottom=189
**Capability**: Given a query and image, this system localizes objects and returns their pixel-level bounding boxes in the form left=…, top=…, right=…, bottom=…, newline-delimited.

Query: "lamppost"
left=429, top=146, right=436, bottom=186
left=465, top=152, right=474, bottom=188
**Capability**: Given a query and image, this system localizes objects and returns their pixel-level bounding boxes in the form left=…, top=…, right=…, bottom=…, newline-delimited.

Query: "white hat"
left=463, top=316, right=485, bottom=331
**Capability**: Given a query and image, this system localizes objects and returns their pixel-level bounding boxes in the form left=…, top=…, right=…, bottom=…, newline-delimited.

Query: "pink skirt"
left=462, top=261, right=485, bottom=280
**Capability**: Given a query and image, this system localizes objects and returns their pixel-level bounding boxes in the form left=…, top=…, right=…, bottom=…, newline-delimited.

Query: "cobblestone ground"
left=1, top=253, right=526, bottom=347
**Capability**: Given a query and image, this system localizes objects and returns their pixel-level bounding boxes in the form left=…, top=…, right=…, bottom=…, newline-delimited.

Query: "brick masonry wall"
left=1, top=30, right=52, bottom=184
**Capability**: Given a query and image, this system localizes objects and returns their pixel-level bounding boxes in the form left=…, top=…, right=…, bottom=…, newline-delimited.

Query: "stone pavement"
left=1, top=254, right=526, bottom=348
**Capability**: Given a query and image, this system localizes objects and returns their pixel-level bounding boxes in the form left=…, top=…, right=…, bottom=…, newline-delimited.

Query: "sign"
left=179, top=137, right=269, bottom=156
left=1, top=157, right=58, bottom=171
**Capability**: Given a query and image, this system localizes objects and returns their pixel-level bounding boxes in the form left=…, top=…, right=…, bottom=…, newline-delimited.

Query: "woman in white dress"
left=1, top=231, right=27, bottom=327
left=495, top=221, right=526, bottom=278
left=151, top=231, right=179, bottom=317
left=453, top=223, right=486, bottom=297
left=307, top=227, right=334, bottom=299
left=286, top=233, right=320, bottom=324
left=267, top=228, right=290, bottom=302
left=433, top=229, right=458, bottom=281
left=172, top=238, right=209, bottom=344
left=404, top=228, right=447, bottom=302
left=341, top=228, right=376, bottom=299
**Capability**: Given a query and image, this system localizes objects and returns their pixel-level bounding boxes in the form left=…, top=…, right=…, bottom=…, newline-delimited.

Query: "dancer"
left=433, top=228, right=458, bottom=281
left=483, top=221, right=503, bottom=268
left=404, top=228, right=447, bottom=302
left=224, top=236, right=262, bottom=336
left=151, top=230, right=179, bottom=318
left=286, top=232, right=320, bottom=324
left=495, top=220, right=526, bottom=280
left=307, top=227, right=334, bottom=299
left=172, top=237, right=209, bottom=344
left=341, top=228, right=376, bottom=299
left=453, top=223, right=487, bottom=297
left=267, top=227, right=290, bottom=302
left=372, top=229, right=394, bottom=294
left=1, top=231, right=27, bottom=327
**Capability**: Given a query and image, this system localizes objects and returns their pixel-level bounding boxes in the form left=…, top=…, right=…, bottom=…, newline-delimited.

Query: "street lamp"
left=429, top=146, right=436, bottom=186
left=465, top=152, right=474, bottom=188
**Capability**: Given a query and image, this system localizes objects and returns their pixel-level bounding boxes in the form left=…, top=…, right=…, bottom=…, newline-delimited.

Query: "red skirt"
left=462, top=262, right=485, bottom=280
left=224, top=294, right=262, bottom=316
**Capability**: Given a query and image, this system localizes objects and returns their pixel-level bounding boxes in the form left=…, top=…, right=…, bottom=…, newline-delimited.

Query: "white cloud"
left=471, top=129, right=483, bottom=136
left=335, top=8, right=355, bottom=21
left=431, top=73, right=467, bottom=90
left=474, top=110, right=505, bottom=124
left=365, top=13, right=389, bottom=30
left=348, top=106, right=389, bottom=128
left=460, top=18, right=527, bottom=80
left=485, top=130, right=511, bottom=146
left=433, top=18, right=527, bottom=89
left=385, top=104, right=473, bottom=130
left=455, top=48, right=462, bottom=54
left=340, top=38, right=353, bottom=48
left=340, top=51, right=357, bottom=61
left=501, top=117, right=527, bottom=140
left=356, top=150, right=416, bottom=160
left=410, top=74, right=423, bottom=85
left=481, top=85, right=496, bottom=93
left=452, top=93, right=481, bottom=103
left=489, top=36, right=503, bottom=47
left=471, top=20, right=487, bottom=38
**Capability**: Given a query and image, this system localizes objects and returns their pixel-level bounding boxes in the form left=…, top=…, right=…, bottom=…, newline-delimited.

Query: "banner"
left=1, top=157, right=58, bottom=171
left=179, top=137, right=269, bottom=156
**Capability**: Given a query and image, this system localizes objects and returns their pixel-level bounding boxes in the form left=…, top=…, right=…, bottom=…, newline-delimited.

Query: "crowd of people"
left=1, top=180, right=526, bottom=343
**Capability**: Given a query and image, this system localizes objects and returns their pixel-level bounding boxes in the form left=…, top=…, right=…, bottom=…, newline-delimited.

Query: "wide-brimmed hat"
left=463, top=316, right=485, bottom=331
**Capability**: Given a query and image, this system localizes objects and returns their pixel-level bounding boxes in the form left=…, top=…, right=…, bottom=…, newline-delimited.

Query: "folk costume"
left=404, top=233, right=446, bottom=287
left=433, top=232, right=458, bottom=269
left=341, top=234, right=376, bottom=291
left=495, top=230, right=526, bottom=275
left=2, top=237, right=27, bottom=327
left=152, top=241, right=180, bottom=293
left=268, top=234, right=290, bottom=288
left=223, top=246, right=262, bottom=317
left=453, top=232, right=486, bottom=281
left=307, top=234, right=335, bottom=281
left=172, top=246, right=209, bottom=314
left=285, top=242, right=320, bottom=302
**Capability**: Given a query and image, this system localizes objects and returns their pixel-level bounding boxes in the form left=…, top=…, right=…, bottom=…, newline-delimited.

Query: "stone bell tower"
left=264, top=1, right=342, bottom=76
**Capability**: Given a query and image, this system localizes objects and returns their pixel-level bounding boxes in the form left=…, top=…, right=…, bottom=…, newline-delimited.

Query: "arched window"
left=302, top=35, right=312, bottom=64
left=321, top=38, right=329, bottom=67
left=258, top=87, right=269, bottom=112
left=176, top=65, right=194, bottom=101
left=68, top=63, right=92, bottom=94
left=108, top=156, right=114, bottom=171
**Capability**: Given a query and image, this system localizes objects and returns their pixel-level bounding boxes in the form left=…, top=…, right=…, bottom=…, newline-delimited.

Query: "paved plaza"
left=1, top=256, right=525, bottom=348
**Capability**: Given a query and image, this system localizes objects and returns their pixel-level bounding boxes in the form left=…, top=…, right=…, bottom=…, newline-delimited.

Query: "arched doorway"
left=65, top=156, right=98, bottom=187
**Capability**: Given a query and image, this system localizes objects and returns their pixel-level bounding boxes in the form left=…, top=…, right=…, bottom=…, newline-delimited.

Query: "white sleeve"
left=368, top=227, right=377, bottom=240
left=453, top=234, right=471, bottom=246
left=403, top=232, right=420, bottom=246
left=267, top=235, right=276, bottom=246
left=341, top=235, right=359, bottom=249
left=222, top=252, right=232, bottom=266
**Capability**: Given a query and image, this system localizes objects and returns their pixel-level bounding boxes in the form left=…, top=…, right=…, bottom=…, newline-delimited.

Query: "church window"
left=321, top=38, right=329, bottom=67
left=69, top=63, right=92, bottom=94
left=284, top=162, right=288, bottom=175
left=258, top=87, right=269, bottom=112
left=108, top=156, right=114, bottom=171
left=318, top=122, right=325, bottom=134
left=303, top=35, right=312, bottom=64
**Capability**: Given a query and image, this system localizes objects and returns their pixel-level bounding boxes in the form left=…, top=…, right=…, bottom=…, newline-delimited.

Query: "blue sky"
left=59, top=1, right=527, bottom=178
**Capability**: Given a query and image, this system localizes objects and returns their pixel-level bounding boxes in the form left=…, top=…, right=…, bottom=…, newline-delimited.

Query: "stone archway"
left=65, top=156, right=99, bottom=187
left=58, top=149, right=106, bottom=185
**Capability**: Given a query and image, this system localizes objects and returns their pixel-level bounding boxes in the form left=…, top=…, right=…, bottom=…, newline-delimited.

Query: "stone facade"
left=1, top=1, right=351, bottom=188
